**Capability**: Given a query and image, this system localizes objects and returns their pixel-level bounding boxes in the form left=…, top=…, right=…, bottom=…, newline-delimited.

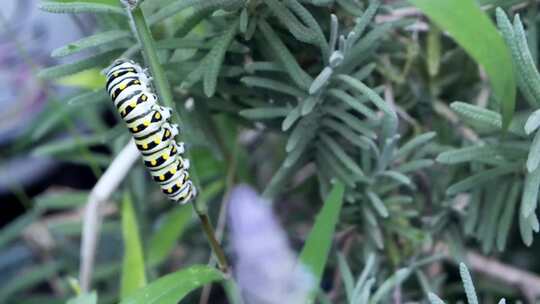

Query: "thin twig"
left=199, top=141, right=239, bottom=304
left=437, top=243, right=540, bottom=303
left=465, top=251, right=540, bottom=303
left=79, top=139, right=139, bottom=292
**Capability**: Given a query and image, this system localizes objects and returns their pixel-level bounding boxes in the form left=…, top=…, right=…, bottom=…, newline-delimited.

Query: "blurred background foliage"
left=2, top=0, right=540, bottom=303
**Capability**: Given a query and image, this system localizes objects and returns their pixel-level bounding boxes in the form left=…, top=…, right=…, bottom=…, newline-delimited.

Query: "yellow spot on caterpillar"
left=159, top=175, right=165, bottom=181
left=114, top=72, right=119, bottom=77
left=165, top=130, right=170, bottom=137
left=130, top=101, right=136, bottom=108
left=142, top=143, right=148, bottom=149
left=155, top=113, right=161, bottom=119
left=163, top=153, right=169, bottom=160
left=119, top=83, right=126, bottom=90
left=171, top=168, right=177, bottom=174
left=134, top=80, right=140, bottom=84
left=154, top=139, right=161, bottom=144
left=151, top=160, right=157, bottom=166
left=144, top=121, right=150, bottom=126
left=167, top=188, right=173, bottom=193
left=141, top=95, right=147, bottom=101
left=133, top=127, right=138, bottom=132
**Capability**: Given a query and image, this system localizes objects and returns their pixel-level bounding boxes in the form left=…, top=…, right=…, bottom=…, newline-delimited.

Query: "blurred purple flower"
left=228, top=184, right=314, bottom=304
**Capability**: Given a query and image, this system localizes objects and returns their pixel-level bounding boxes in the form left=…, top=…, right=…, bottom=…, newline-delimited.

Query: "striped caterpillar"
left=105, top=59, right=196, bottom=204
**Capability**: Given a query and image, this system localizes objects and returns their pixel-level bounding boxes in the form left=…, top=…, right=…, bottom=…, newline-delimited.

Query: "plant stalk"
left=125, top=2, right=229, bottom=272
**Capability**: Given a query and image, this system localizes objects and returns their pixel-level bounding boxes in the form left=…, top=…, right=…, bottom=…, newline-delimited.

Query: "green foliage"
left=118, top=265, right=224, bottom=304
left=120, top=192, right=147, bottom=299
left=299, top=182, right=345, bottom=302
left=3, top=0, right=539, bottom=303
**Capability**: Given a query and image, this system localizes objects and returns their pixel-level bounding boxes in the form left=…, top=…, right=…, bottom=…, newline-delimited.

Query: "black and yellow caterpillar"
left=105, top=59, right=196, bottom=204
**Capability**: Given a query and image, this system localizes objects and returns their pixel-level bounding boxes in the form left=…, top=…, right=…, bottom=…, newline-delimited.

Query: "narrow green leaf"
left=52, top=30, right=130, bottom=57
left=436, top=145, right=503, bottom=164
left=349, top=0, right=380, bottom=44
left=324, top=107, right=377, bottom=139
left=459, top=263, right=479, bottom=304
left=337, top=254, right=354, bottom=303
left=322, top=118, right=370, bottom=150
left=121, top=192, right=147, bottom=299
left=301, top=96, right=319, bottom=116
left=149, top=0, right=240, bottom=25
left=39, top=1, right=126, bottom=15
left=317, top=149, right=358, bottom=188
left=370, top=268, right=411, bottom=304
left=328, top=89, right=377, bottom=120
left=527, top=130, right=540, bottom=172
left=282, top=106, right=302, bottom=131
left=409, top=0, right=516, bottom=128
left=427, top=26, right=442, bottom=77
left=320, top=133, right=364, bottom=176
left=352, top=254, right=376, bottom=300
left=241, top=76, right=305, bottom=97
left=337, top=74, right=396, bottom=119
left=446, top=163, right=519, bottom=195
left=497, top=181, right=520, bottom=251
left=239, top=107, right=290, bottom=120
left=396, top=132, right=436, bottom=159
left=299, top=182, right=345, bottom=303
left=204, top=21, right=238, bottom=97
left=34, top=190, right=88, bottom=210
left=366, top=190, right=388, bottom=218
left=428, top=292, right=446, bottom=304
left=450, top=102, right=525, bottom=136
left=396, top=159, right=434, bottom=173
left=513, top=15, right=540, bottom=101
left=525, top=109, right=540, bottom=135
left=519, top=213, right=537, bottom=246
left=521, top=166, right=540, bottom=217
left=378, top=171, right=412, bottom=187
left=148, top=204, right=193, bottom=265
left=119, top=265, right=224, bottom=304
left=258, top=19, right=313, bottom=90
left=38, top=51, right=119, bottom=79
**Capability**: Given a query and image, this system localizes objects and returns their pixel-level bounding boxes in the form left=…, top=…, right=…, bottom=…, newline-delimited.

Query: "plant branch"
left=80, top=139, right=140, bottom=292
left=437, top=243, right=540, bottom=302
left=125, top=2, right=229, bottom=272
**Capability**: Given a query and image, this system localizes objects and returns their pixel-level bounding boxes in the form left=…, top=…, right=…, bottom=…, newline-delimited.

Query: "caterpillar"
left=105, top=59, right=196, bottom=204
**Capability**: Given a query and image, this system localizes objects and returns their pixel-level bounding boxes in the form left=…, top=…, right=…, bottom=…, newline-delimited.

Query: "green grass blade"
left=118, top=265, right=224, bottom=304
left=121, top=192, right=147, bottom=299
left=299, top=182, right=345, bottom=303
left=409, top=0, right=516, bottom=129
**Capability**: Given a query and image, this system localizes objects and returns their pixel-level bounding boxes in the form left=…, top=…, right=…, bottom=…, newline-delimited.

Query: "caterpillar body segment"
left=105, top=59, right=196, bottom=204
left=125, top=106, right=171, bottom=138
left=148, top=157, right=190, bottom=185
left=164, top=180, right=196, bottom=204
left=141, top=141, right=183, bottom=170
left=116, top=92, right=158, bottom=120
left=134, top=123, right=178, bottom=154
